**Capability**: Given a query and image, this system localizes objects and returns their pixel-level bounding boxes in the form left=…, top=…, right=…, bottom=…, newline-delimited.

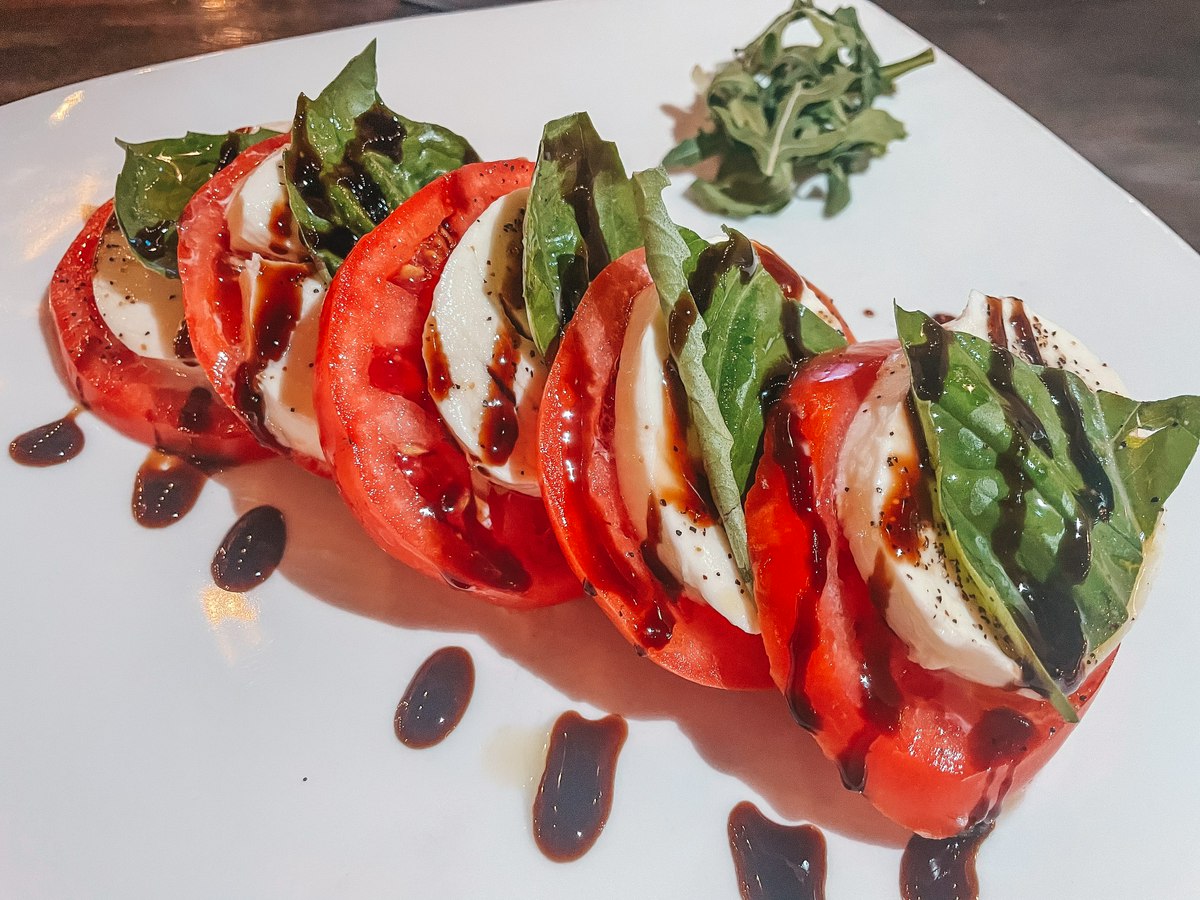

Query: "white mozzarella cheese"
left=226, top=146, right=304, bottom=259
left=838, top=293, right=1127, bottom=688
left=422, top=187, right=545, bottom=495
left=613, top=284, right=758, bottom=634
left=93, top=221, right=192, bottom=366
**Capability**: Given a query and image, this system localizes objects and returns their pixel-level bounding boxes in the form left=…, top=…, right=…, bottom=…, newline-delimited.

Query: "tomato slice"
left=744, top=340, right=1114, bottom=838
left=315, top=159, right=578, bottom=608
left=176, top=134, right=331, bottom=477
left=48, top=200, right=270, bottom=463
left=538, top=247, right=776, bottom=690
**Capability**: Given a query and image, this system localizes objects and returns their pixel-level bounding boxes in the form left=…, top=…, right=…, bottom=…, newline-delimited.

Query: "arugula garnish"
left=898, top=307, right=1200, bottom=719
left=665, top=0, right=933, bottom=217
left=284, top=42, right=478, bottom=274
left=523, top=112, right=641, bottom=355
left=633, top=167, right=847, bottom=584
left=114, top=128, right=280, bottom=277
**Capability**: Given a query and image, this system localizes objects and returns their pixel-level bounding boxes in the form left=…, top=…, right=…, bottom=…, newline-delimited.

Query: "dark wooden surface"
left=3, top=0, right=1196, bottom=249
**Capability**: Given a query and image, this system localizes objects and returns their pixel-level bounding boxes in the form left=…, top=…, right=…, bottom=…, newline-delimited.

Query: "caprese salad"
left=40, top=40, right=1200, bottom=848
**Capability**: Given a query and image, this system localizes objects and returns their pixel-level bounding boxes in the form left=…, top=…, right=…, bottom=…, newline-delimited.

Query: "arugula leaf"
left=898, top=307, right=1200, bottom=719
left=114, top=128, right=280, bottom=277
left=634, top=167, right=753, bottom=582
left=695, top=229, right=846, bottom=490
left=665, top=0, right=933, bottom=217
left=284, top=41, right=478, bottom=274
left=523, top=112, right=641, bottom=355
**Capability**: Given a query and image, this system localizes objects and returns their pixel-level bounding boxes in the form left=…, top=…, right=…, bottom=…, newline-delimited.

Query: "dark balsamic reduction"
left=132, top=450, right=207, bottom=528
left=178, top=386, right=215, bottom=434
left=641, top=496, right=684, bottom=594
left=728, top=802, right=827, bottom=900
left=130, top=219, right=173, bottom=263
left=900, top=821, right=994, bottom=900
left=980, top=298, right=1091, bottom=686
left=231, top=260, right=306, bottom=449
left=907, top=316, right=949, bottom=402
left=479, top=325, right=520, bottom=465
left=215, top=132, right=242, bottom=172
left=879, top=451, right=925, bottom=563
left=532, top=711, right=628, bottom=862
left=173, top=321, right=198, bottom=363
left=689, top=230, right=756, bottom=313
left=394, top=647, right=475, bottom=749
left=396, top=445, right=532, bottom=593
left=661, top=356, right=717, bottom=524
left=668, top=294, right=701, bottom=356
left=210, top=505, right=287, bottom=592
left=425, top=321, right=454, bottom=401
left=9, top=410, right=85, bottom=467
left=967, top=708, right=1035, bottom=769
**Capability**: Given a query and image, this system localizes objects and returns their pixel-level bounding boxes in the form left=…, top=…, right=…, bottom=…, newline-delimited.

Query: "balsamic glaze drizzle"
left=9, top=410, right=85, bottom=467
left=131, top=449, right=207, bottom=528
left=394, top=647, right=475, bottom=749
left=900, top=821, right=994, bottom=900
left=728, top=802, right=827, bottom=900
left=210, top=505, right=287, bottom=592
left=532, top=711, right=627, bottom=862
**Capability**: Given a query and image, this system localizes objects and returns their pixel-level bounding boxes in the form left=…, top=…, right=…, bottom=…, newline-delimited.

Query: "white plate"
left=2, top=1, right=1198, bottom=896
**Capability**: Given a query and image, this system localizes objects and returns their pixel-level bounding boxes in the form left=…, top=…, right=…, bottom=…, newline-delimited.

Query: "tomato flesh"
left=745, top=340, right=1114, bottom=838
left=48, top=200, right=269, bottom=463
left=315, top=159, right=578, bottom=608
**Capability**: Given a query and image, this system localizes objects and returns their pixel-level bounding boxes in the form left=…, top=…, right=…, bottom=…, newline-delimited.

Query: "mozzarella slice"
left=613, top=284, right=758, bottom=633
left=838, top=293, right=1126, bottom=688
left=93, top=220, right=193, bottom=367
left=422, top=187, right=545, bottom=495
left=227, top=146, right=304, bottom=259
left=238, top=254, right=327, bottom=458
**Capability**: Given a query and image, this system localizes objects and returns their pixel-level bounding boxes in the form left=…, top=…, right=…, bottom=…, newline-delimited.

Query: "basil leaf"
left=898, top=307, right=1200, bottom=720
left=694, top=229, right=846, bottom=491
left=523, top=112, right=641, bottom=355
left=664, top=0, right=933, bottom=217
left=114, top=128, right=280, bottom=277
left=284, top=41, right=478, bottom=274
left=633, top=167, right=753, bottom=583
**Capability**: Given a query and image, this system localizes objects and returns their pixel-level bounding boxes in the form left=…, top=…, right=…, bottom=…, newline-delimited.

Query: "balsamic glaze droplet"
left=900, top=820, right=994, bottom=900
left=132, top=450, right=207, bottom=528
left=9, top=410, right=84, bottom=467
left=532, top=711, right=628, bottom=862
left=394, top=647, right=475, bottom=749
left=728, top=802, right=827, bottom=900
left=211, top=505, right=287, bottom=592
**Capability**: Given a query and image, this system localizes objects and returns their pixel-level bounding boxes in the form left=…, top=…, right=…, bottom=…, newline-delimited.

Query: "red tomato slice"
left=176, top=134, right=330, bottom=477
left=744, top=340, right=1114, bottom=838
left=48, top=200, right=270, bottom=463
left=315, top=159, right=578, bottom=608
left=539, top=247, right=778, bottom=690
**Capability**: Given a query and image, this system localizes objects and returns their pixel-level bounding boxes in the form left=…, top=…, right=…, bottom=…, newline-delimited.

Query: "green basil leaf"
left=633, top=167, right=753, bottom=583
left=898, top=306, right=1200, bottom=720
left=664, top=0, right=933, bottom=217
left=523, top=112, right=641, bottom=355
left=1099, top=392, right=1200, bottom=538
left=114, top=128, right=280, bottom=277
left=695, top=230, right=847, bottom=491
left=284, top=41, right=478, bottom=274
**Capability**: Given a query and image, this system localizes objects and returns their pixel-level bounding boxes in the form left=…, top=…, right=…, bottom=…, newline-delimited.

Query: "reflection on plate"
left=2, top=0, right=1199, bottom=896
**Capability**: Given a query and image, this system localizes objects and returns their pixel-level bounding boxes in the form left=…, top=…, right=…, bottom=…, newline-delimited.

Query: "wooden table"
left=4, top=0, right=1196, bottom=249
